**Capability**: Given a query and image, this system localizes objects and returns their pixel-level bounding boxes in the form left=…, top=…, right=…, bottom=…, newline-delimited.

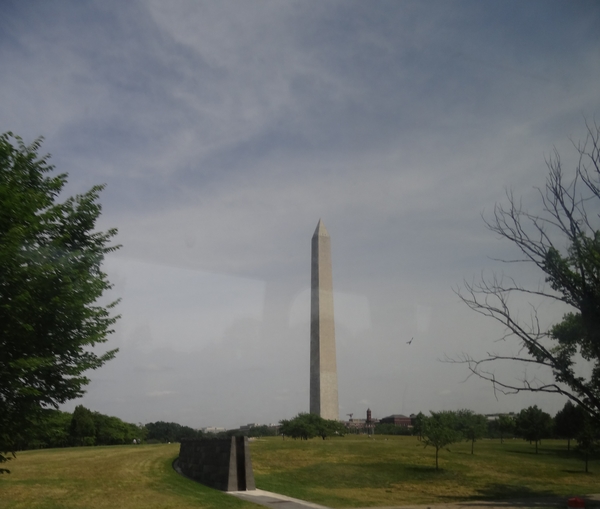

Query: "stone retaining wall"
left=177, top=436, right=256, bottom=491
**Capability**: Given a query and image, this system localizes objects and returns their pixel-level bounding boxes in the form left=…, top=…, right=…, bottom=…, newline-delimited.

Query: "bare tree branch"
left=452, top=122, right=600, bottom=419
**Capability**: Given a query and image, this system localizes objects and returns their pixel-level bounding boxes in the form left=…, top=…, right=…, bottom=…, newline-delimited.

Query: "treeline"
left=223, top=425, right=278, bottom=438
left=399, top=403, right=599, bottom=472
left=15, top=406, right=211, bottom=450
left=375, top=402, right=597, bottom=447
left=14, top=404, right=285, bottom=451
left=15, top=406, right=145, bottom=450
left=280, top=413, right=347, bottom=440
left=382, top=403, right=599, bottom=471
left=373, top=412, right=506, bottom=439
left=145, top=421, right=204, bottom=443
left=199, top=425, right=278, bottom=440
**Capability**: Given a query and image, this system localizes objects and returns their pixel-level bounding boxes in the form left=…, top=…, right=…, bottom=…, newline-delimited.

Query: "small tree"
left=421, top=411, right=462, bottom=470
left=576, top=415, right=600, bottom=473
left=456, top=409, right=488, bottom=454
left=515, top=405, right=553, bottom=454
left=412, top=412, right=425, bottom=441
left=555, top=401, right=586, bottom=452
left=497, top=414, right=516, bottom=444
left=0, top=133, right=120, bottom=471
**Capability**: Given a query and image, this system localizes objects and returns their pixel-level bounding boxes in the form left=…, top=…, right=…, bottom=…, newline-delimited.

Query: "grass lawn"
left=250, top=435, right=600, bottom=508
left=2, top=436, right=598, bottom=509
left=0, top=444, right=259, bottom=509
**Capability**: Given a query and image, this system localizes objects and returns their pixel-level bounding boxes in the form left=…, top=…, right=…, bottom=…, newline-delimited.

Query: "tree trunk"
left=535, top=440, right=538, bottom=454
left=471, top=438, right=474, bottom=455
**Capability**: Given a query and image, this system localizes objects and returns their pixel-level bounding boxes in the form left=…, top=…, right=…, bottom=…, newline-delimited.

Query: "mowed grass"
left=0, top=444, right=258, bottom=509
left=2, top=437, right=599, bottom=509
left=250, top=435, right=600, bottom=508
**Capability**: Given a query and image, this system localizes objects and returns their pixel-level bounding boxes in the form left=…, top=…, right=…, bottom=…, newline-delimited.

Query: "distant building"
left=202, top=427, right=226, bottom=433
left=379, top=414, right=412, bottom=427
left=345, top=418, right=366, bottom=430
left=484, top=412, right=515, bottom=421
left=343, top=408, right=379, bottom=432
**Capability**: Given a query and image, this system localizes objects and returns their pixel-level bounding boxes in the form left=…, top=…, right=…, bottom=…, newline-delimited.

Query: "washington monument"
left=310, top=219, right=339, bottom=420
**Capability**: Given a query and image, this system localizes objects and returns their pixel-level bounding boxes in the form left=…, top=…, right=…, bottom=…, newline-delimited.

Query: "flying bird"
left=407, top=337, right=413, bottom=345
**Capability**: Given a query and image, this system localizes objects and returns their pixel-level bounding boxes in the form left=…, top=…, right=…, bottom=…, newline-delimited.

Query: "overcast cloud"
left=2, top=0, right=600, bottom=429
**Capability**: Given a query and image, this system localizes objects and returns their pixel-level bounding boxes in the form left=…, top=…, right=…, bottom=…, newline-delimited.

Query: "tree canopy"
left=575, top=412, right=600, bottom=473
left=554, top=401, right=586, bottom=451
left=420, top=411, right=462, bottom=470
left=0, top=133, right=119, bottom=471
left=456, top=122, right=600, bottom=419
left=70, top=405, right=96, bottom=446
left=515, top=405, right=553, bottom=454
left=11, top=406, right=143, bottom=450
left=144, top=421, right=203, bottom=443
left=455, top=409, right=488, bottom=455
left=495, top=414, right=516, bottom=444
left=280, top=413, right=346, bottom=440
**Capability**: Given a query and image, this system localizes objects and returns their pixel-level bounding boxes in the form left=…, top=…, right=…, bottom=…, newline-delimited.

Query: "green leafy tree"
left=280, top=413, right=344, bottom=440
left=412, top=411, right=425, bottom=441
left=70, top=405, right=96, bottom=446
left=421, top=411, right=462, bottom=470
left=145, top=421, right=178, bottom=443
left=246, top=425, right=277, bottom=437
left=93, top=413, right=143, bottom=445
left=0, top=133, right=119, bottom=471
left=280, top=414, right=316, bottom=440
left=317, top=418, right=347, bottom=439
left=575, top=414, right=600, bottom=473
left=456, top=409, right=488, bottom=454
left=455, top=122, right=600, bottom=420
left=515, top=405, right=553, bottom=454
left=144, top=421, right=203, bottom=443
left=93, top=413, right=126, bottom=445
left=17, top=409, right=71, bottom=450
left=555, top=401, right=586, bottom=452
left=496, top=414, right=516, bottom=444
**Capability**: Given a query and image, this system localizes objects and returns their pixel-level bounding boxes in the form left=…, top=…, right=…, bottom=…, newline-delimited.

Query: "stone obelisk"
left=310, top=219, right=339, bottom=420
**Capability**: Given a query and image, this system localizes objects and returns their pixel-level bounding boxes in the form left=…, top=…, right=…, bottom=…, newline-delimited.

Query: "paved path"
left=228, top=488, right=331, bottom=509
left=354, top=494, right=600, bottom=509
left=229, top=491, right=600, bottom=509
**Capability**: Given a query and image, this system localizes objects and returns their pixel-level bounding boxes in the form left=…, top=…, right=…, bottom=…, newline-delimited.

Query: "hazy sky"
left=2, top=1, right=600, bottom=429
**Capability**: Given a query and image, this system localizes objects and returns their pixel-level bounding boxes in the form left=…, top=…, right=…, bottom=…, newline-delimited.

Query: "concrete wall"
left=177, top=436, right=256, bottom=491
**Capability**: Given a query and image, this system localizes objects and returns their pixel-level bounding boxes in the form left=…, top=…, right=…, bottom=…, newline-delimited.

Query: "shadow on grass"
left=506, top=448, right=566, bottom=457
left=409, top=484, right=565, bottom=508
left=504, top=443, right=599, bottom=455
left=259, top=461, right=465, bottom=491
left=458, top=484, right=600, bottom=508
left=474, top=483, right=556, bottom=500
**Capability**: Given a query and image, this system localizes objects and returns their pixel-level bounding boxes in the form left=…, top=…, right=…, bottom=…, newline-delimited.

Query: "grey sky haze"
left=1, top=0, right=600, bottom=429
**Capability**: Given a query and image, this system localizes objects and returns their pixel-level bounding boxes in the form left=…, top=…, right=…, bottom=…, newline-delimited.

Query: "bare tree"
left=454, top=121, right=600, bottom=420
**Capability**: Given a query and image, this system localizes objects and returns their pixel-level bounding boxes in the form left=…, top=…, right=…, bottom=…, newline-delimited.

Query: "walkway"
left=229, top=488, right=331, bottom=509
left=228, top=492, right=600, bottom=509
